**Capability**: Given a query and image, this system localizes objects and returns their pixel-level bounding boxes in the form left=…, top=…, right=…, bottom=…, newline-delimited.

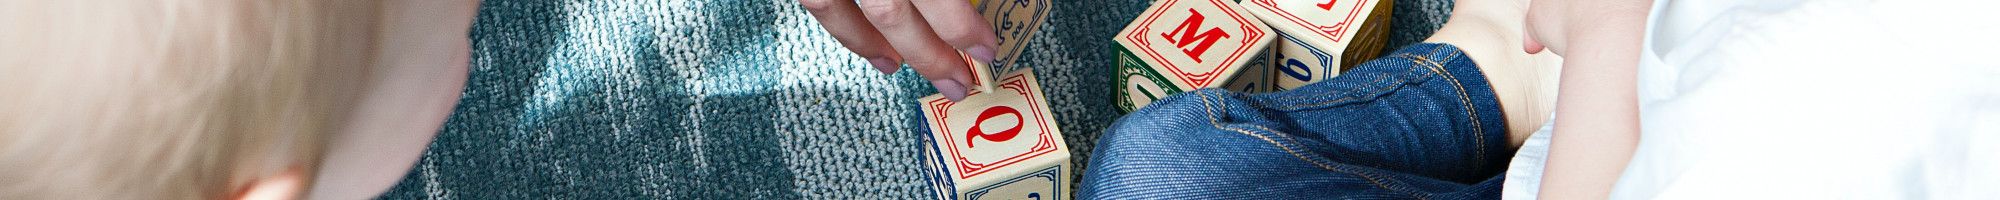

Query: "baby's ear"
left=234, top=166, right=308, bottom=200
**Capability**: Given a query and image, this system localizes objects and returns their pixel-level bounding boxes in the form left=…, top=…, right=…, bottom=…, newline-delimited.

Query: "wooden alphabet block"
left=918, top=69, right=1072, bottom=200
left=1112, top=0, right=1278, bottom=112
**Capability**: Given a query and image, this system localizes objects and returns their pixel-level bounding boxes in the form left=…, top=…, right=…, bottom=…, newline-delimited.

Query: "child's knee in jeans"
left=1106, top=89, right=1246, bottom=135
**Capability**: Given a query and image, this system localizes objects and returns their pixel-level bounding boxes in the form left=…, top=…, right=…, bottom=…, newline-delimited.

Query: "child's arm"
left=1523, top=0, right=1651, bottom=199
left=1539, top=33, right=1642, bottom=200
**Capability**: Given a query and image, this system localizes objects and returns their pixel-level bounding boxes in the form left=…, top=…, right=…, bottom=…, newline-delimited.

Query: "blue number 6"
left=1279, top=57, right=1312, bottom=82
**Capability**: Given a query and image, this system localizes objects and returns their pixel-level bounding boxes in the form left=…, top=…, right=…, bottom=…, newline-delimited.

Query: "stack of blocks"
left=1115, top=0, right=1394, bottom=112
left=915, top=0, right=1069, bottom=199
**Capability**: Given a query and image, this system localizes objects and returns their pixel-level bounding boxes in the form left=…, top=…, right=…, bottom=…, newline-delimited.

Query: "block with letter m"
left=1111, top=0, right=1276, bottom=111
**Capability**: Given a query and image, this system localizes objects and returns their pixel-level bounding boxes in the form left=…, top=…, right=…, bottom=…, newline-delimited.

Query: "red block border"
left=1125, top=0, right=1266, bottom=88
left=1250, top=0, right=1368, bottom=43
left=924, top=73, right=1058, bottom=179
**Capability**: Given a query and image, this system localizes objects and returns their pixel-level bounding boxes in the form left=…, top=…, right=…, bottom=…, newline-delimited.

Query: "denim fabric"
left=377, top=0, right=1454, bottom=199
left=1080, top=43, right=1512, bottom=199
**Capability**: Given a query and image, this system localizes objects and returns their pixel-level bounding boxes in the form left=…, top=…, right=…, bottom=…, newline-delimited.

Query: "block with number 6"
left=1112, top=0, right=1277, bottom=112
left=1240, top=0, right=1393, bottom=90
left=918, top=69, right=1071, bottom=200
left=1268, top=32, right=1336, bottom=91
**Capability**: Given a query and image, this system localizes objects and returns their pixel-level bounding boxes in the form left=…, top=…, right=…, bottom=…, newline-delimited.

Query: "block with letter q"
left=917, top=69, right=1071, bottom=200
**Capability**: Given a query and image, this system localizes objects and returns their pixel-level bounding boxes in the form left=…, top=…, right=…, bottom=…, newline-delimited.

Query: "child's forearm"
left=1537, top=5, right=1649, bottom=200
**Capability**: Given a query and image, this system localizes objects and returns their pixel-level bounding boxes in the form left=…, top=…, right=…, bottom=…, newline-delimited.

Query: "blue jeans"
left=1080, top=43, right=1513, bottom=199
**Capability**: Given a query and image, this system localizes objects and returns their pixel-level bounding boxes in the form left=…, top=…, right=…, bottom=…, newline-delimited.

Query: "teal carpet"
left=378, top=0, right=1453, bottom=198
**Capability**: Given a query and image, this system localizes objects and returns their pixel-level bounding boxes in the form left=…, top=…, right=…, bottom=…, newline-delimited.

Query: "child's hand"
left=800, top=0, right=1000, bottom=101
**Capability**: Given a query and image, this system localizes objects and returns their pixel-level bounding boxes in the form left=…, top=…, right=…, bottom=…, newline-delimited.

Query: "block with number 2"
left=918, top=69, right=1071, bottom=200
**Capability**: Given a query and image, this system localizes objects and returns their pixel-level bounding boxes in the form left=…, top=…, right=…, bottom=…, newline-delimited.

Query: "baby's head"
left=1, top=0, right=385, bottom=199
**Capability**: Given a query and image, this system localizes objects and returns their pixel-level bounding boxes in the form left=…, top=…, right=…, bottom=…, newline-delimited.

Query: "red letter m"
left=1160, top=9, right=1231, bottom=63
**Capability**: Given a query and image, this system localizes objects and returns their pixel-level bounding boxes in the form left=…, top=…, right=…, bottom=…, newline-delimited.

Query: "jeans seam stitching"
left=1197, top=92, right=1430, bottom=199
left=1269, top=75, right=1386, bottom=110
left=1270, top=54, right=1424, bottom=111
left=1408, top=47, right=1489, bottom=164
left=1234, top=126, right=1430, bottom=200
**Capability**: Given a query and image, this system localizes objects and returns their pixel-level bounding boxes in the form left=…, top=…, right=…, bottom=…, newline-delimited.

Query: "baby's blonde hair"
left=0, top=0, right=377, bottom=199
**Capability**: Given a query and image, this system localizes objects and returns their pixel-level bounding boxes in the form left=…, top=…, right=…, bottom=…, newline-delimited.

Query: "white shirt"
left=1505, top=0, right=2000, bottom=199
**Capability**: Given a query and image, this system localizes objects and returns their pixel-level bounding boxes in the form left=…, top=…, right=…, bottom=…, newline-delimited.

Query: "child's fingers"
left=858, top=0, right=976, bottom=101
left=911, top=0, right=1000, bottom=64
left=801, top=0, right=905, bottom=73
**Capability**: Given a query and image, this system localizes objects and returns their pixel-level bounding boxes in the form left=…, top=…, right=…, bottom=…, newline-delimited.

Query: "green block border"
left=1113, top=45, right=1183, bottom=113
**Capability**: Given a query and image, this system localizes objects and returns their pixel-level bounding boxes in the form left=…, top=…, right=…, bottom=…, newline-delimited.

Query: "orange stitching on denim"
left=1272, top=48, right=1432, bottom=103
left=1267, top=65, right=1397, bottom=107
left=1234, top=125, right=1432, bottom=199
left=1407, top=47, right=1489, bottom=163
left=1197, top=92, right=1429, bottom=199
left=1269, top=75, right=1388, bottom=110
left=1270, top=54, right=1426, bottom=111
left=1439, top=47, right=1493, bottom=164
